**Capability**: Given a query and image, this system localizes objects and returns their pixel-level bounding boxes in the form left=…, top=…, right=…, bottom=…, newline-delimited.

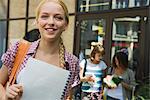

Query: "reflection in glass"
left=112, top=0, right=149, bottom=9
left=143, top=0, right=149, bottom=6
left=0, top=0, right=7, bottom=19
left=111, top=17, right=141, bottom=72
left=79, top=19, right=106, bottom=61
left=78, top=0, right=111, bottom=12
left=112, top=0, right=129, bottom=8
left=78, top=0, right=149, bottom=11
left=0, top=21, right=6, bottom=66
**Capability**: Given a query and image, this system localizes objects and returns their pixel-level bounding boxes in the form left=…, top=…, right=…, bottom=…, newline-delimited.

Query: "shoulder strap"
left=83, top=59, right=87, bottom=77
left=107, top=67, right=113, bottom=75
left=9, top=40, right=30, bottom=85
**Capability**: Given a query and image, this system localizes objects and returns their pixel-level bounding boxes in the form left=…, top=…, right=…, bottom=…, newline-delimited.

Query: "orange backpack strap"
left=9, top=40, right=31, bottom=85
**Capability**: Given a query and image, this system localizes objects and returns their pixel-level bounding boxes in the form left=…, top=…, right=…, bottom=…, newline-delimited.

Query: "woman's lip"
left=45, top=27, right=57, bottom=30
left=46, top=28, right=54, bottom=31
left=45, top=28, right=57, bottom=30
left=45, top=28, right=57, bottom=34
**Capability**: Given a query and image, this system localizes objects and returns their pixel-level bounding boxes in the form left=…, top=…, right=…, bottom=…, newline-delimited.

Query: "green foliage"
left=135, top=82, right=150, bottom=99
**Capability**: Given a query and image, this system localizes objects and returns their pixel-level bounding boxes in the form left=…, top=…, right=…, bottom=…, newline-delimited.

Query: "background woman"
left=79, top=45, right=107, bottom=100
left=106, top=51, right=136, bottom=100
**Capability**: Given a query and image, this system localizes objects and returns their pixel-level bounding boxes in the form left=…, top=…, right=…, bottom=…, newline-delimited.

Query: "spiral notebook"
left=17, top=57, right=71, bottom=100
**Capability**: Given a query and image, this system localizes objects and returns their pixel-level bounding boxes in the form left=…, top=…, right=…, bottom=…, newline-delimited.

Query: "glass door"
left=78, top=19, right=106, bottom=61
left=111, top=16, right=141, bottom=72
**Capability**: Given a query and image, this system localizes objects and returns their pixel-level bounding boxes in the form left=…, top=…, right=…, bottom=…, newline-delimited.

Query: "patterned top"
left=80, top=59, right=107, bottom=93
left=1, top=40, right=80, bottom=99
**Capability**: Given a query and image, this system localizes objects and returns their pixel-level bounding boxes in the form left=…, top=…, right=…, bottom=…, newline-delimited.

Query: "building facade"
left=0, top=0, right=149, bottom=82
left=74, top=0, right=149, bottom=82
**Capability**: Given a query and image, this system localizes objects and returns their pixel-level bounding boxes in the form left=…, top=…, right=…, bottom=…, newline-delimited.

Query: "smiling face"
left=36, top=1, right=68, bottom=42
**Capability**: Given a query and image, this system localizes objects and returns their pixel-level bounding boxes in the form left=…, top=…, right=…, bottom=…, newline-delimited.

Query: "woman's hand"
left=85, top=75, right=95, bottom=82
left=5, top=82, right=23, bottom=99
left=80, top=75, right=95, bottom=83
left=107, top=84, right=117, bottom=89
left=121, top=81, right=130, bottom=90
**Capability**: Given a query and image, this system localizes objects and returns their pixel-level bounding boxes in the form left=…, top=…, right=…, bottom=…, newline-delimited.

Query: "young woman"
left=0, top=0, right=79, bottom=100
left=79, top=45, right=107, bottom=100
left=106, top=51, right=136, bottom=100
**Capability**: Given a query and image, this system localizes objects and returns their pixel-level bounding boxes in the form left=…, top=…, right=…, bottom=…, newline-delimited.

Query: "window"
left=77, top=0, right=111, bottom=12
left=79, top=19, right=106, bottom=60
left=111, top=17, right=141, bottom=71
left=112, top=0, right=149, bottom=9
left=77, top=0, right=150, bottom=12
left=0, top=0, right=7, bottom=66
left=0, top=21, right=7, bottom=66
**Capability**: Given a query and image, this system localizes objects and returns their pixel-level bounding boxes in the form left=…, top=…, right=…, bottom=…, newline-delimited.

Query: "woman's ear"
left=63, top=22, right=68, bottom=31
left=115, top=57, right=119, bottom=66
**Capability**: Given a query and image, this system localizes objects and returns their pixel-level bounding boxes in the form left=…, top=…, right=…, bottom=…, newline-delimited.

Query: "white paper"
left=106, top=84, right=123, bottom=100
left=17, top=57, right=70, bottom=100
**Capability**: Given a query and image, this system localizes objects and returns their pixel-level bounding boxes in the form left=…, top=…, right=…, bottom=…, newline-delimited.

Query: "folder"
left=17, top=57, right=71, bottom=100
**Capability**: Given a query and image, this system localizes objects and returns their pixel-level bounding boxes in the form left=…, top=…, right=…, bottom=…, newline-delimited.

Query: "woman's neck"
left=91, top=59, right=100, bottom=64
left=115, top=66, right=126, bottom=75
left=38, top=39, right=60, bottom=54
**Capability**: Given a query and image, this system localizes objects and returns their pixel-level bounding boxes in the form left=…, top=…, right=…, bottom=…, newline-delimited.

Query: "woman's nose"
left=48, top=17, right=54, bottom=26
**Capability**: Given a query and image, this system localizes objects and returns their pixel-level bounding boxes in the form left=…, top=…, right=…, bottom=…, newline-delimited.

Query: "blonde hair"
left=59, top=37, right=65, bottom=68
left=36, top=0, right=68, bottom=68
left=90, top=45, right=105, bottom=59
left=36, top=0, right=69, bottom=24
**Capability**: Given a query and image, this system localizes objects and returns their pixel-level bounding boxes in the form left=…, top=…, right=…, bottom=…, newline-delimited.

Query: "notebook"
left=17, top=57, right=71, bottom=100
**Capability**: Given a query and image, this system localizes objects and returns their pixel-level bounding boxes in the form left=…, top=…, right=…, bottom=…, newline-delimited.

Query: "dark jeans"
left=72, top=84, right=81, bottom=100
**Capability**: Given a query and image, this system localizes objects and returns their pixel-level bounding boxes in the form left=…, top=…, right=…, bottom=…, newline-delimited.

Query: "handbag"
left=9, top=40, right=30, bottom=85
left=4, top=40, right=30, bottom=100
left=5, top=40, right=30, bottom=100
